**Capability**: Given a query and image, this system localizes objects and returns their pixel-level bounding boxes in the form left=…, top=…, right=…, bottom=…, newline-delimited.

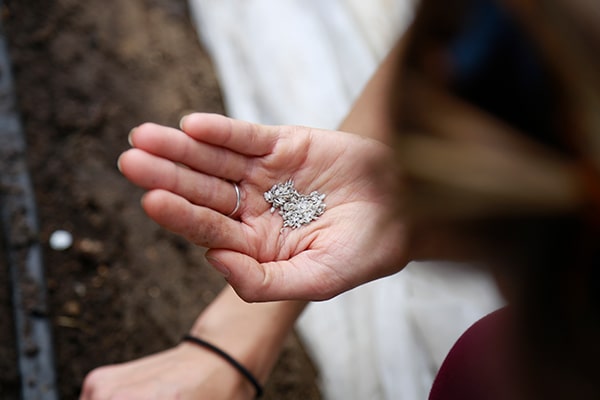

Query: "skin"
left=80, top=43, right=403, bottom=400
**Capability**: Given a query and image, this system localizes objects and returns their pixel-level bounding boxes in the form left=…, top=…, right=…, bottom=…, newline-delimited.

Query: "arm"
left=80, top=42, right=402, bottom=400
left=186, top=285, right=305, bottom=388
left=81, top=286, right=304, bottom=400
left=340, top=39, right=403, bottom=143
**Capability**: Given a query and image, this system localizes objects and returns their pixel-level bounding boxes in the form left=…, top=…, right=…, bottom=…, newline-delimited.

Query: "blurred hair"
left=389, top=0, right=600, bottom=397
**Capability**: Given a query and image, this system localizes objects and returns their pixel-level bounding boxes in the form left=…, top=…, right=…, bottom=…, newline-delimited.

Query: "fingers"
left=179, top=113, right=278, bottom=157
left=129, top=122, right=249, bottom=182
left=141, top=189, right=249, bottom=251
left=118, top=148, right=242, bottom=216
left=205, top=249, right=342, bottom=302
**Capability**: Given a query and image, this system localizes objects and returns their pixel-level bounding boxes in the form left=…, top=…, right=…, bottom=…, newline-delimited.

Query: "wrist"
left=174, top=341, right=256, bottom=400
left=181, top=334, right=263, bottom=398
left=189, top=286, right=307, bottom=383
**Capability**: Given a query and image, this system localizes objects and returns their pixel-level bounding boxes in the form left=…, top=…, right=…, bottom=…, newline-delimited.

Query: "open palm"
left=119, top=113, right=407, bottom=301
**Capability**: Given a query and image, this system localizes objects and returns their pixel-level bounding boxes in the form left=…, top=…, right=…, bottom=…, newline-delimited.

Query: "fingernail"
left=128, top=127, right=137, bottom=146
left=116, top=154, right=123, bottom=173
left=179, top=114, right=188, bottom=130
left=206, top=257, right=230, bottom=278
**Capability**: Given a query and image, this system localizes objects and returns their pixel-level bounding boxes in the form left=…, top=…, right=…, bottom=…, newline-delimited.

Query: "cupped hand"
left=118, top=113, right=408, bottom=301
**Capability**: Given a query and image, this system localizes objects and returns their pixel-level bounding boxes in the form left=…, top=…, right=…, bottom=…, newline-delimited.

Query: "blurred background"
left=0, top=1, right=503, bottom=399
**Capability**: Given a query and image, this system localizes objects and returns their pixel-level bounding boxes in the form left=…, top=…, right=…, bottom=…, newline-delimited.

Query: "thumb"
left=205, top=249, right=282, bottom=302
left=206, top=249, right=330, bottom=302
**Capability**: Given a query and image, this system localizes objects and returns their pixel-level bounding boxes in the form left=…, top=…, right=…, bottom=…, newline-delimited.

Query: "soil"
left=0, top=0, right=320, bottom=398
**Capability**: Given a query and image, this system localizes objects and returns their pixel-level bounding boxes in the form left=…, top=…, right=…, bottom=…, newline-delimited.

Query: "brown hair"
left=390, top=0, right=600, bottom=397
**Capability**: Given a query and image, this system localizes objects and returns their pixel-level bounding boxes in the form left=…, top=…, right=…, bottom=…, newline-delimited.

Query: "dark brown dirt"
left=0, top=0, right=320, bottom=398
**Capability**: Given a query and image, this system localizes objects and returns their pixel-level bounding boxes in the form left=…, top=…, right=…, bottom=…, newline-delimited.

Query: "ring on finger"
left=226, top=181, right=241, bottom=218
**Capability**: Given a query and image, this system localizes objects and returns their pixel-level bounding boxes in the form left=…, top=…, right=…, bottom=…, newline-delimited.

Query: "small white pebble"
left=73, top=282, right=87, bottom=297
left=49, top=230, right=73, bottom=251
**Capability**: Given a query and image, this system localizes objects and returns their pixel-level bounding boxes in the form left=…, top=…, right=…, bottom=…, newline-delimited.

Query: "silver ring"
left=227, top=181, right=241, bottom=218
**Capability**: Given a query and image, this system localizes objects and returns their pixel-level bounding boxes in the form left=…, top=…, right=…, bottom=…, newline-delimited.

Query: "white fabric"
left=188, top=0, right=411, bottom=128
left=187, top=1, right=504, bottom=399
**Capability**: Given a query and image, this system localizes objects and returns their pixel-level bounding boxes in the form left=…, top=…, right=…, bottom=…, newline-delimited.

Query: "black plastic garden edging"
left=0, top=2, right=59, bottom=399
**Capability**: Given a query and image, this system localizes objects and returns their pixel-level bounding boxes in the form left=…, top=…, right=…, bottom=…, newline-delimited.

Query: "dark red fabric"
left=429, top=307, right=516, bottom=400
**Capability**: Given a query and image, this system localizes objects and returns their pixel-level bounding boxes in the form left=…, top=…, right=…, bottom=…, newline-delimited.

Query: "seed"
left=264, top=180, right=326, bottom=229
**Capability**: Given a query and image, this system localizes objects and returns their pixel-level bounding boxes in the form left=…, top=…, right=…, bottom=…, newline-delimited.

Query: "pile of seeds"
left=264, top=179, right=326, bottom=229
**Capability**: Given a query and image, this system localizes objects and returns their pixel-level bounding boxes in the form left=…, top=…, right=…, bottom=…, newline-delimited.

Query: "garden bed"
left=0, top=1, right=320, bottom=398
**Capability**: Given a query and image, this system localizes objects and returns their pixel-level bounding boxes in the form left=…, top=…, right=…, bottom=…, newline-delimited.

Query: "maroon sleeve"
left=429, top=307, right=517, bottom=400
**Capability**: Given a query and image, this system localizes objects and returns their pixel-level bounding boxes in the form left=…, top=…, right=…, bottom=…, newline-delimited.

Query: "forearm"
left=188, top=285, right=306, bottom=384
left=339, top=40, right=404, bottom=142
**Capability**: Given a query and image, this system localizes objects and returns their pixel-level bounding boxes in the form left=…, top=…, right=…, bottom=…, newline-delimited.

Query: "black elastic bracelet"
left=182, top=334, right=263, bottom=398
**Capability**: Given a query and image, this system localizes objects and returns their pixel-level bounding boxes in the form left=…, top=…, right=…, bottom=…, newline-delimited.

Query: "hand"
left=119, top=113, right=407, bottom=301
left=80, top=343, right=254, bottom=400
